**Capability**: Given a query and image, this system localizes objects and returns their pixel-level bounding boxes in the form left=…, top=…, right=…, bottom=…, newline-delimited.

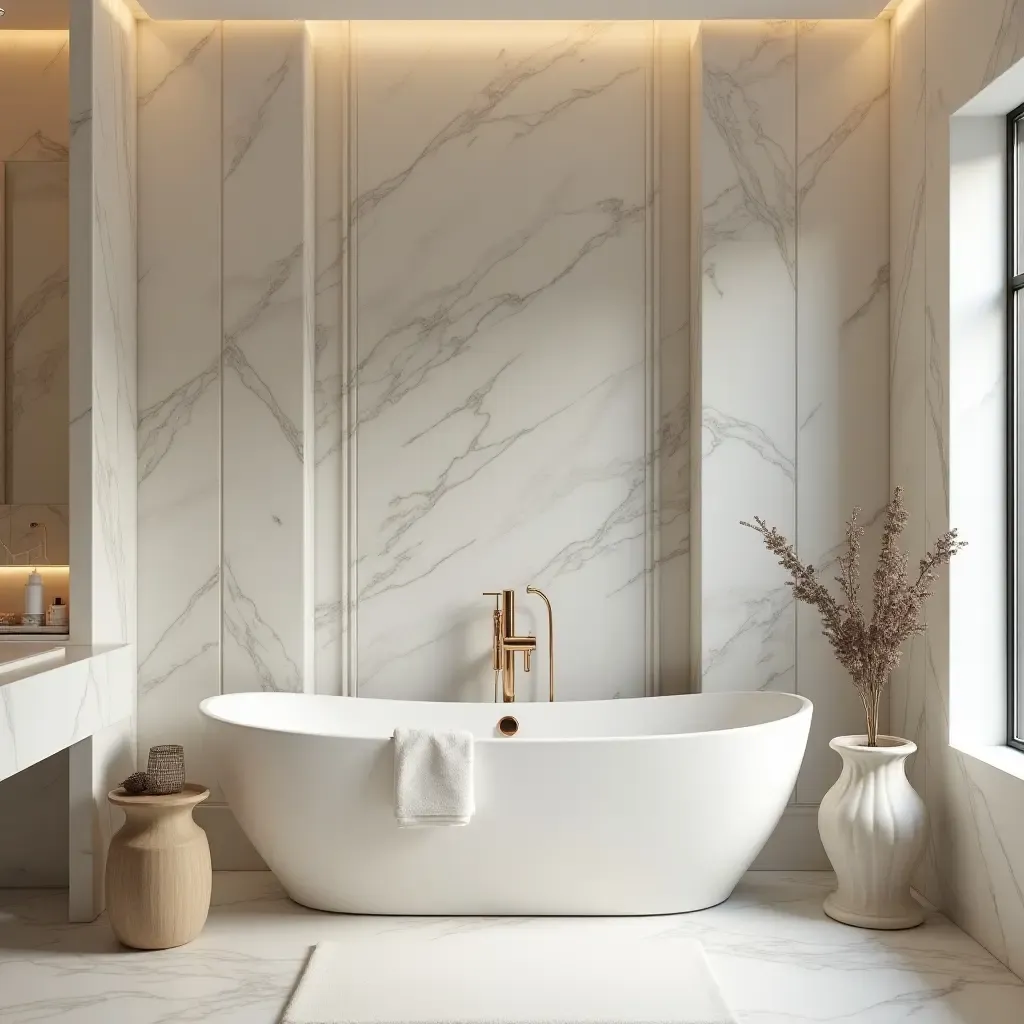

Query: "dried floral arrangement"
left=742, top=487, right=966, bottom=746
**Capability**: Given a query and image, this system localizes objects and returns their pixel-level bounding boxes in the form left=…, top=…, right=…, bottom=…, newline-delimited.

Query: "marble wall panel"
left=794, top=21, right=890, bottom=804
left=698, top=22, right=797, bottom=696
left=350, top=21, right=658, bottom=702
left=137, top=22, right=223, bottom=792
left=221, top=23, right=312, bottom=697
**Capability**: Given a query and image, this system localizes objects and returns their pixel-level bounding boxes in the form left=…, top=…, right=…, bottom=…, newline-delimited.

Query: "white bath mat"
left=281, top=925, right=738, bottom=1024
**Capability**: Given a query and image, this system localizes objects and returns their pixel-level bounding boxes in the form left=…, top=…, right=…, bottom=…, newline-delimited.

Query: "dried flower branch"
left=741, top=487, right=966, bottom=746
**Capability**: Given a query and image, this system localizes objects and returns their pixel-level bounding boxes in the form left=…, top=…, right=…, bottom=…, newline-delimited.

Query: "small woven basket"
left=146, top=744, right=185, bottom=795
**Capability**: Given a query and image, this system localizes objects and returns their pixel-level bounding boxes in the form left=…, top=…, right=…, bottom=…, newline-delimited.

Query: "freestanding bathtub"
left=199, top=690, right=812, bottom=916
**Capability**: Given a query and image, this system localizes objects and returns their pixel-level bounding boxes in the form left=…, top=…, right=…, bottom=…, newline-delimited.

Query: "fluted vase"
left=818, top=735, right=926, bottom=929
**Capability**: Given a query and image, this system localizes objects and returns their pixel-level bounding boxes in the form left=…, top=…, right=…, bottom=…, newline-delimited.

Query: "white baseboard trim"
left=752, top=804, right=830, bottom=870
left=200, top=801, right=829, bottom=873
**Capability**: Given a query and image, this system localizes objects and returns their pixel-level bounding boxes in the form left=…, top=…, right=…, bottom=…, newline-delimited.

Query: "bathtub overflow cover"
left=498, top=716, right=519, bottom=737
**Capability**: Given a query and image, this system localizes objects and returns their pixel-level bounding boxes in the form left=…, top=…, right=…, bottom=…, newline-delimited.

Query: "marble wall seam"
left=655, top=21, right=692, bottom=696
left=688, top=27, right=703, bottom=693
left=645, top=21, right=661, bottom=699
left=303, top=25, right=317, bottom=697
left=311, top=22, right=356, bottom=697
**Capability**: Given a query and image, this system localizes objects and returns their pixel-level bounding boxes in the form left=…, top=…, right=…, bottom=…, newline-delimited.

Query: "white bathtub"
left=199, top=690, right=812, bottom=916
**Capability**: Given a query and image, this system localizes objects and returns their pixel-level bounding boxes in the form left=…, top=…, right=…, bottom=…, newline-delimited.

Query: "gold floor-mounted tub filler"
left=482, top=586, right=554, bottom=703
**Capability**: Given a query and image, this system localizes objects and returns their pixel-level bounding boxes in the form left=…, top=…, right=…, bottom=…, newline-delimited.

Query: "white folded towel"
left=393, top=727, right=475, bottom=827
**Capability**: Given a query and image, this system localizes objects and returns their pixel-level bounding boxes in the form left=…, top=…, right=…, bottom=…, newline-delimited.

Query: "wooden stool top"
left=107, top=782, right=210, bottom=809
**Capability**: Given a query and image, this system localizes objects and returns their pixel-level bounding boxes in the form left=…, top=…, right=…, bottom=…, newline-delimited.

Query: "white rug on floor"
left=281, top=925, right=738, bottom=1024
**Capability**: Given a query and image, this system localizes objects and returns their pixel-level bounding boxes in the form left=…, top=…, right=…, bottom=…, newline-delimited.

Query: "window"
left=1009, top=103, right=1024, bottom=751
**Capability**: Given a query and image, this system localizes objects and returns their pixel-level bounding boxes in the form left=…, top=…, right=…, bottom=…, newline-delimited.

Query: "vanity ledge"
left=0, top=644, right=133, bottom=784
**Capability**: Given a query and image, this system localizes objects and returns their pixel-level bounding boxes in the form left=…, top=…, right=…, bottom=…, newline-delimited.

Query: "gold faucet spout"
left=481, top=589, right=537, bottom=702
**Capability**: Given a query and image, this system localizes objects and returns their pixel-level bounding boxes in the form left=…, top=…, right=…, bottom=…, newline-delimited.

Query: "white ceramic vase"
left=818, top=734, right=926, bottom=929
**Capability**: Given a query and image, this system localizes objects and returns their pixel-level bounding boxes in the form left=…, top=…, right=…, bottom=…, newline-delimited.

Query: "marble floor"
left=0, top=872, right=1022, bottom=1022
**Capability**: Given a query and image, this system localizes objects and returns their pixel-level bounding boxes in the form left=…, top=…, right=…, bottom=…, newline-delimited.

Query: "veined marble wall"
left=342, top=21, right=688, bottom=703
left=889, top=0, right=1024, bottom=980
left=137, top=15, right=895, bottom=870
left=137, top=21, right=314, bottom=821
left=137, top=19, right=690, bottom=859
left=696, top=20, right=890, bottom=853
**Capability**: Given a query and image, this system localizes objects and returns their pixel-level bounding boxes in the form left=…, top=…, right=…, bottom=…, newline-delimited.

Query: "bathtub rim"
left=198, top=690, right=813, bottom=746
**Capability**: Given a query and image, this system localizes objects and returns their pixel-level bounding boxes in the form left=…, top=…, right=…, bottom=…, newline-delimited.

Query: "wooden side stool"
left=105, top=783, right=212, bottom=949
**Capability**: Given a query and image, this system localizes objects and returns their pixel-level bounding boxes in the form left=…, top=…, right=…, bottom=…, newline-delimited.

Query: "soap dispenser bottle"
left=23, top=569, right=44, bottom=626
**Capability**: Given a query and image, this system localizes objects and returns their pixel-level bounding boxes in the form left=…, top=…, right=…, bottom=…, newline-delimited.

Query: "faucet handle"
left=482, top=592, right=502, bottom=610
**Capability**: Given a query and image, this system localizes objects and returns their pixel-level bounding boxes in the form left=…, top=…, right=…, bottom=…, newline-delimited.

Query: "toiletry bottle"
left=46, top=597, right=68, bottom=628
left=23, top=569, right=44, bottom=624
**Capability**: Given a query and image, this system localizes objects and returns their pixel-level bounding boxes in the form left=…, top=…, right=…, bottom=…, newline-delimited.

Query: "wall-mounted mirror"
left=0, top=160, right=70, bottom=632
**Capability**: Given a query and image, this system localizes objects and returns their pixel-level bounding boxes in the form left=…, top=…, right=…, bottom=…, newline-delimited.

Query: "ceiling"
left=0, top=0, right=895, bottom=27
left=137, top=0, right=893, bottom=18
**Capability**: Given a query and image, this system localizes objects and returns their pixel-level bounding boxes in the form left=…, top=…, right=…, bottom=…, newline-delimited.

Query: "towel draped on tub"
left=393, top=727, right=475, bottom=827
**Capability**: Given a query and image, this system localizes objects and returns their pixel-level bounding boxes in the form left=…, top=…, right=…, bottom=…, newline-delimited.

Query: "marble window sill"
left=952, top=740, right=1024, bottom=784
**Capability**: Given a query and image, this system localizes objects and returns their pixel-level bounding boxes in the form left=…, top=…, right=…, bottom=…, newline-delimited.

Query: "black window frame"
left=1008, top=104, right=1024, bottom=752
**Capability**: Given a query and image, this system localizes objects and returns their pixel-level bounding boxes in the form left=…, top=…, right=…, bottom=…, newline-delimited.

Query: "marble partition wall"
left=696, top=20, right=890, bottom=850
left=67, top=0, right=138, bottom=919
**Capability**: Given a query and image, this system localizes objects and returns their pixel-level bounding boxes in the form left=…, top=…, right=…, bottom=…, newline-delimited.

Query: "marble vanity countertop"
left=0, top=625, right=70, bottom=635
left=0, top=644, right=132, bottom=783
